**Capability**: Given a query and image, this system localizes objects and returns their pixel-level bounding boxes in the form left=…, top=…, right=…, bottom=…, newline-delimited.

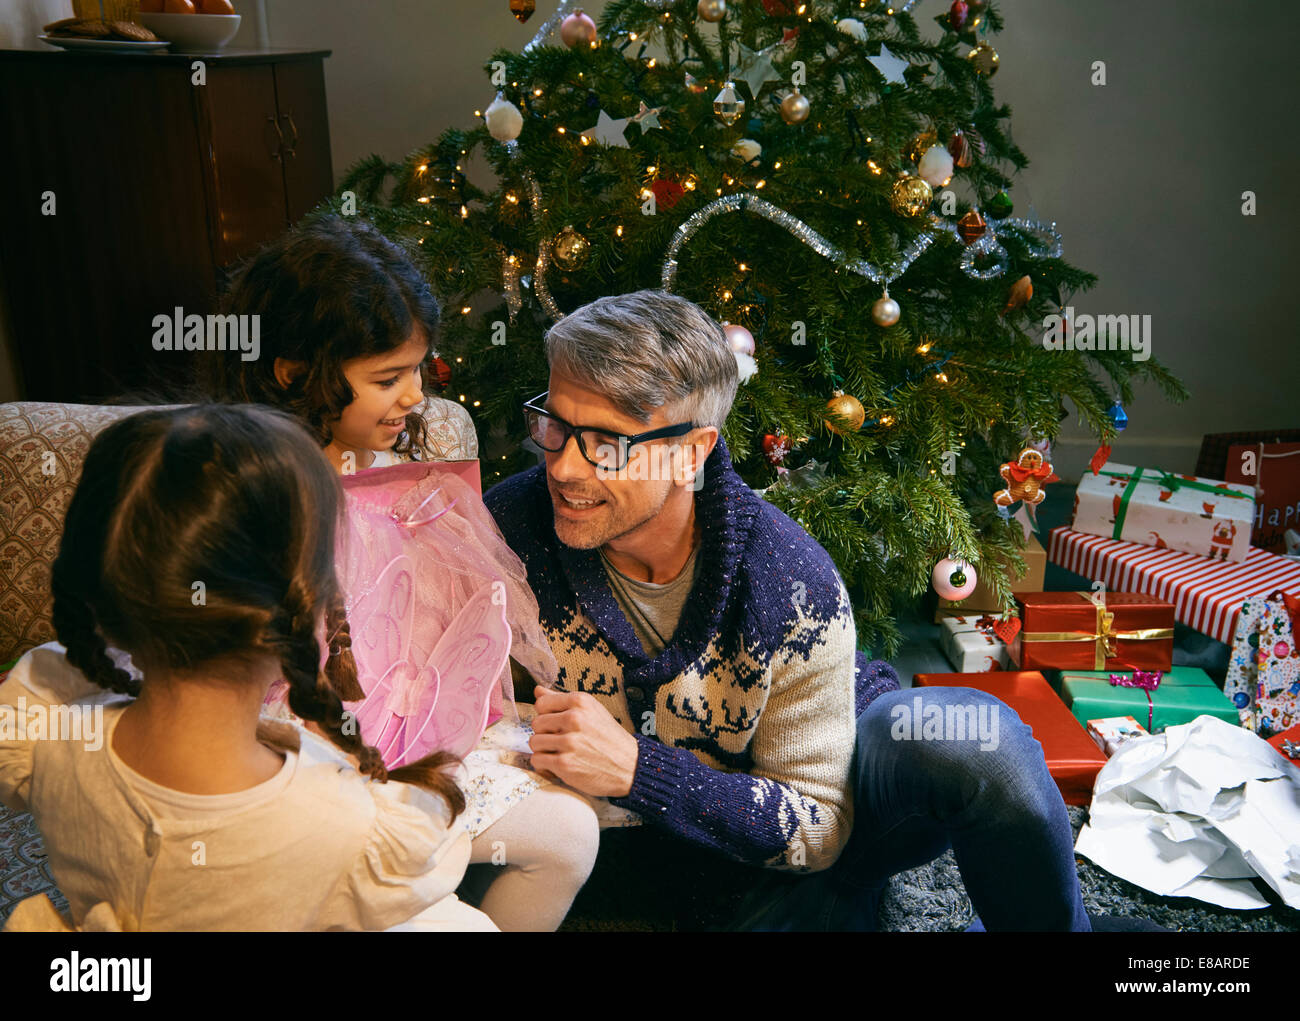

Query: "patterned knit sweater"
left=485, top=440, right=898, bottom=872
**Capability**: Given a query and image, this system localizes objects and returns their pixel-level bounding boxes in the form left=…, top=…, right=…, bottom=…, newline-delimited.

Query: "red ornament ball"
left=650, top=178, right=686, bottom=210
left=762, top=433, right=791, bottom=466
left=948, top=0, right=969, bottom=30
left=761, top=0, right=791, bottom=14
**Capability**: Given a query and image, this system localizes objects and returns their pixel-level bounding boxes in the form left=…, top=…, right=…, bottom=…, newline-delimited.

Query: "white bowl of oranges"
left=137, top=1, right=240, bottom=53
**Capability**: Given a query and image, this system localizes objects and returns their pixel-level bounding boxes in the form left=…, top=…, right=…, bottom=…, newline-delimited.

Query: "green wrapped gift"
left=1059, top=667, right=1239, bottom=732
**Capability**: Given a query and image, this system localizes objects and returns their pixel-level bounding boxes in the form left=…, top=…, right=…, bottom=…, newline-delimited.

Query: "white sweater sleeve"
left=0, top=643, right=115, bottom=812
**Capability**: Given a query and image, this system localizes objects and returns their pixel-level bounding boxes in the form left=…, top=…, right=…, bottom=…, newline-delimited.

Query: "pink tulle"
left=266, top=461, right=558, bottom=768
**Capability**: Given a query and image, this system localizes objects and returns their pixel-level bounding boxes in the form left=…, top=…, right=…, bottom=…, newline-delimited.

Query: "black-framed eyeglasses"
left=522, top=392, right=694, bottom=471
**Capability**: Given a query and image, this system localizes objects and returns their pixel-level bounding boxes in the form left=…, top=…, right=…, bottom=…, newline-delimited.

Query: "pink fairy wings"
left=337, top=461, right=557, bottom=768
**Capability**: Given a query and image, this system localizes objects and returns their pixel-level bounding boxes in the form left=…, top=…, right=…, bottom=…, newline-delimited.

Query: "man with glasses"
left=484, top=289, right=1103, bottom=931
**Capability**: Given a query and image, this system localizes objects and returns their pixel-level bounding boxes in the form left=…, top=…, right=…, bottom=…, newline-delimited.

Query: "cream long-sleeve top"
left=0, top=643, right=495, bottom=932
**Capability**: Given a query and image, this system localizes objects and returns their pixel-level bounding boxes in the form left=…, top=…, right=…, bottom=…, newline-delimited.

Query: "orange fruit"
left=199, top=0, right=235, bottom=11
left=163, top=0, right=196, bottom=12
left=139, top=0, right=164, bottom=11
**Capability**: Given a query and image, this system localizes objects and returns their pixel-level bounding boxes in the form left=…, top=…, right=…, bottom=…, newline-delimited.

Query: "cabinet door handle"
left=267, top=115, right=285, bottom=161
left=280, top=112, right=299, bottom=159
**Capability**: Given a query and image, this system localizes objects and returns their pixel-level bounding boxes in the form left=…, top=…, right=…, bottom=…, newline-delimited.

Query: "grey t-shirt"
left=600, top=547, right=699, bottom=657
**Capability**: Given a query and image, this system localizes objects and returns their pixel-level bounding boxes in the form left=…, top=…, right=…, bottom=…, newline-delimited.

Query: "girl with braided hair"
left=0, top=404, right=494, bottom=931
left=198, top=214, right=600, bottom=932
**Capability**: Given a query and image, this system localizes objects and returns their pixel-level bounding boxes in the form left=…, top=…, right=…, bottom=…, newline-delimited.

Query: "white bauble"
left=917, top=144, right=955, bottom=188
left=731, top=138, right=762, bottom=162
left=485, top=94, right=523, bottom=142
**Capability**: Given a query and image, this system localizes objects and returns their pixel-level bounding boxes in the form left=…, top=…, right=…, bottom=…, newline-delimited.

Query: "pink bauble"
left=723, top=323, right=755, bottom=356
left=1274, top=641, right=1290, bottom=657
left=560, top=10, right=598, bottom=47
left=932, top=557, right=978, bottom=600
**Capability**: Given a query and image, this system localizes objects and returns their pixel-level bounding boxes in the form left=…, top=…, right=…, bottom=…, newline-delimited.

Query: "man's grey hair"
left=544, top=290, right=739, bottom=432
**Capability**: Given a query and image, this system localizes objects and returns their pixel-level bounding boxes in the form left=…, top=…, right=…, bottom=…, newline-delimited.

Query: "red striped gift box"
left=1047, top=526, right=1300, bottom=643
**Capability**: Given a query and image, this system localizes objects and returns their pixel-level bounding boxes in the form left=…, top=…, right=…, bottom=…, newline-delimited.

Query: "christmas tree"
left=326, top=0, right=1186, bottom=655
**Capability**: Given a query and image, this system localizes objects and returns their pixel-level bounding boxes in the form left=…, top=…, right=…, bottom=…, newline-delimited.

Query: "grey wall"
left=2, top=1, right=1294, bottom=482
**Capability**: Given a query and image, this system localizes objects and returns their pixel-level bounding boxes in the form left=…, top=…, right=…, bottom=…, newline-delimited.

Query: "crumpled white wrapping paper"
left=1075, top=715, right=1300, bottom=910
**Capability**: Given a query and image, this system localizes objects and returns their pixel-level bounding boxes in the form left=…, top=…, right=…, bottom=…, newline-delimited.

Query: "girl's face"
left=325, top=330, right=429, bottom=470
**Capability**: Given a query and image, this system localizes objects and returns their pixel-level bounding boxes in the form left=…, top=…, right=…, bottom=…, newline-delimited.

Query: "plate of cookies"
left=40, top=17, right=168, bottom=51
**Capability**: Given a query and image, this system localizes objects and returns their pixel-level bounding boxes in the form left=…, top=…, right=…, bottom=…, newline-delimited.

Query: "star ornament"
left=868, top=44, right=909, bottom=84
left=734, top=42, right=782, bottom=100
left=581, top=109, right=631, bottom=148
left=631, top=101, right=663, bottom=133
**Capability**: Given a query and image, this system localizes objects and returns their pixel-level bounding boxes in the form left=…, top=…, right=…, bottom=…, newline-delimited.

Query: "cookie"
left=109, top=21, right=159, bottom=41
left=43, top=17, right=85, bottom=33
left=63, top=20, right=113, bottom=38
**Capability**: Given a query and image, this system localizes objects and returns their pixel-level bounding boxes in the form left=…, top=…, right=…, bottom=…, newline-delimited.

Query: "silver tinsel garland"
left=661, top=192, right=941, bottom=291
left=523, top=0, right=575, bottom=53
left=661, top=193, right=1064, bottom=295
left=503, top=140, right=567, bottom=321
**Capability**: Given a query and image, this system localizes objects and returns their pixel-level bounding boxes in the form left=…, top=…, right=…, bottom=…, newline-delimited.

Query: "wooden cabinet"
left=0, top=47, right=333, bottom=402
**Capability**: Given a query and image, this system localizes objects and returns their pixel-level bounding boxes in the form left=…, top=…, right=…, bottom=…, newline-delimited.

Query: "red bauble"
left=650, top=178, right=686, bottom=210
left=761, top=0, right=791, bottom=14
left=430, top=356, right=452, bottom=388
left=762, top=433, right=791, bottom=466
left=948, top=0, right=969, bottom=30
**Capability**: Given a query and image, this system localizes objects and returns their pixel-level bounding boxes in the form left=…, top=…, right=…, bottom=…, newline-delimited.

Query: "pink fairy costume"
left=267, top=461, right=560, bottom=833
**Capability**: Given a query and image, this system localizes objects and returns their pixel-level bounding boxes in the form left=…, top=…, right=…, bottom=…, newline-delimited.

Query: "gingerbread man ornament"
left=993, top=447, right=1060, bottom=508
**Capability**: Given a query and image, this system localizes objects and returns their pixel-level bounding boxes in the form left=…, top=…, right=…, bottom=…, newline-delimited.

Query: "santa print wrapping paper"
left=1008, top=591, right=1174, bottom=671
left=1047, top=526, right=1300, bottom=644
left=938, top=614, right=1010, bottom=672
left=1225, top=591, right=1300, bottom=737
left=1071, top=462, right=1254, bottom=562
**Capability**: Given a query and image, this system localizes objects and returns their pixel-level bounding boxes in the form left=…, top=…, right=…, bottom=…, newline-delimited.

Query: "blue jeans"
left=732, top=687, right=1091, bottom=931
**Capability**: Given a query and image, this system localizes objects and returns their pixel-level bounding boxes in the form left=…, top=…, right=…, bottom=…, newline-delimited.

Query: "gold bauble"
left=552, top=225, right=591, bottom=271
left=780, top=89, right=810, bottom=125
left=905, top=129, right=938, bottom=166
left=967, top=42, right=999, bottom=76
left=697, top=0, right=726, bottom=22
left=890, top=174, right=933, bottom=218
left=824, top=392, right=866, bottom=435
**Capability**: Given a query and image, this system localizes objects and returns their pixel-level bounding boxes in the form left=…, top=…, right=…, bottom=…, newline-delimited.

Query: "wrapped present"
left=938, top=613, right=1010, bottom=672
left=1008, top=591, right=1174, bottom=671
left=1047, top=525, right=1300, bottom=643
left=934, top=533, right=1046, bottom=619
left=1225, top=590, right=1300, bottom=738
left=1086, top=716, right=1150, bottom=756
left=1060, top=667, right=1239, bottom=732
left=913, top=671, right=1107, bottom=806
left=1071, top=462, right=1254, bottom=562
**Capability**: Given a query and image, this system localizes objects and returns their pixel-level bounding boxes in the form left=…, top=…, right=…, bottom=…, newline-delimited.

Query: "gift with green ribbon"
left=1070, top=462, right=1255, bottom=562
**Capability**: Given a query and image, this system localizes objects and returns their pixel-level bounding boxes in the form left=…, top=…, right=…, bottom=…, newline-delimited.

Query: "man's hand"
left=528, top=686, right=639, bottom=798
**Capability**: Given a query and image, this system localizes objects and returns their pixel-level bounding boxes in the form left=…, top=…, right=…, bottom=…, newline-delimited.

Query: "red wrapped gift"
left=913, top=671, right=1107, bottom=806
left=1008, top=591, right=1174, bottom=671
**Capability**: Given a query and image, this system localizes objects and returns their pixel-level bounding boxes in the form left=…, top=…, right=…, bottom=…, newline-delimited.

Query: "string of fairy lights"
left=422, top=0, right=1061, bottom=467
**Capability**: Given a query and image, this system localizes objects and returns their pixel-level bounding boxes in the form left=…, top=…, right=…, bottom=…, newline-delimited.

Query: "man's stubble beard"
left=550, top=484, right=672, bottom=551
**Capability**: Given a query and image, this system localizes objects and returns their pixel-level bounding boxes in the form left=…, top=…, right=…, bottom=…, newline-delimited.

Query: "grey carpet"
left=877, top=806, right=1300, bottom=932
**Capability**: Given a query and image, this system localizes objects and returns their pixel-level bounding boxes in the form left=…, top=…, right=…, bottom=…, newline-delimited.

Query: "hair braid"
left=277, top=583, right=391, bottom=783
left=52, top=580, right=141, bottom=698
left=277, top=586, right=465, bottom=817
left=323, top=595, right=364, bottom=701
